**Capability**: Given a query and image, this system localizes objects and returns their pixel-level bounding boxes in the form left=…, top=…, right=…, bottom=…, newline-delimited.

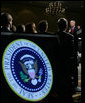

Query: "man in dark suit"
left=69, top=20, right=79, bottom=54
left=69, top=20, right=79, bottom=91
left=56, top=18, right=74, bottom=103
left=69, top=20, right=78, bottom=34
left=69, top=20, right=78, bottom=49
left=1, top=12, right=13, bottom=32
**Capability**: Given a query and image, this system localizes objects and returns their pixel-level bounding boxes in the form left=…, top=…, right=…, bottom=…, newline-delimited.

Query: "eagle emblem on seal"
left=19, top=54, right=43, bottom=85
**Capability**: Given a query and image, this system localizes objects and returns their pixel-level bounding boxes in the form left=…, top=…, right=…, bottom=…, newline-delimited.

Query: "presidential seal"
left=2, top=39, right=53, bottom=102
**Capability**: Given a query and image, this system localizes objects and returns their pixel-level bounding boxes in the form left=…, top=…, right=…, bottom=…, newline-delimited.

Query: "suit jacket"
left=53, top=31, right=75, bottom=102
left=69, top=26, right=78, bottom=56
left=70, top=26, right=78, bottom=35
left=57, top=31, right=74, bottom=61
left=56, top=31, right=75, bottom=86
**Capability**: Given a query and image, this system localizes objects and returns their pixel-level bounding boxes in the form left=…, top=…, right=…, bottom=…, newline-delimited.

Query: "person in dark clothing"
left=25, top=22, right=37, bottom=34
left=77, top=25, right=82, bottom=53
left=38, top=20, right=48, bottom=33
left=38, top=20, right=53, bottom=35
left=69, top=20, right=78, bottom=51
left=69, top=20, right=79, bottom=91
left=56, top=18, right=74, bottom=103
left=1, top=12, right=13, bottom=32
left=69, top=20, right=79, bottom=55
left=16, top=24, right=25, bottom=33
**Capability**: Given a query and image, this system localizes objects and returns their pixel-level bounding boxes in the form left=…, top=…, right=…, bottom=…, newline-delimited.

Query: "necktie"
left=72, top=27, right=74, bottom=33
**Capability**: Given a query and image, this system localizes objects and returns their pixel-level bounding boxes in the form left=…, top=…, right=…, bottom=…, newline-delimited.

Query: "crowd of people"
left=1, top=12, right=47, bottom=34
left=1, top=12, right=82, bottom=103
left=1, top=12, right=82, bottom=36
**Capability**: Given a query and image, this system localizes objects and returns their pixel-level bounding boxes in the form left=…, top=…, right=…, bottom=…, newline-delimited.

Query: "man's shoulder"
left=56, top=31, right=74, bottom=41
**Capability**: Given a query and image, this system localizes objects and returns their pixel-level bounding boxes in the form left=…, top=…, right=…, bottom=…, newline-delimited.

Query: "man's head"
left=57, top=18, right=68, bottom=31
left=1, top=12, right=13, bottom=28
left=25, top=22, right=37, bottom=33
left=38, top=20, right=48, bottom=33
left=17, top=24, right=25, bottom=33
left=70, top=20, right=76, bottom=27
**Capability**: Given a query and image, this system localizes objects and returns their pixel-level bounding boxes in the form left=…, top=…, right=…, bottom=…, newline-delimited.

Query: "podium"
left=1, top=32, right=60, bottom=103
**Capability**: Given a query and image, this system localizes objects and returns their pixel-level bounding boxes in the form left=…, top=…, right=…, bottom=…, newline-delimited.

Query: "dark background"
left=1, top=1, right=84, bottom=33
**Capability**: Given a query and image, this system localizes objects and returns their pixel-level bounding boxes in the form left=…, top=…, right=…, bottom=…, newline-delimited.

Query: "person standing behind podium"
left=56, top=18, right=74, bottom=103
left=69, top=20, right=78, bottom=52
left=69, top=20, right=79, bottom=91
left=69, top=20, right=78, bottom=54
left=1, top=12, right=13, bottom=32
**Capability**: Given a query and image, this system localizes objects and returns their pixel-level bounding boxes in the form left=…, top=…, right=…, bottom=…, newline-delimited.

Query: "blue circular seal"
left=2, top=39, right=53, bottom=102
